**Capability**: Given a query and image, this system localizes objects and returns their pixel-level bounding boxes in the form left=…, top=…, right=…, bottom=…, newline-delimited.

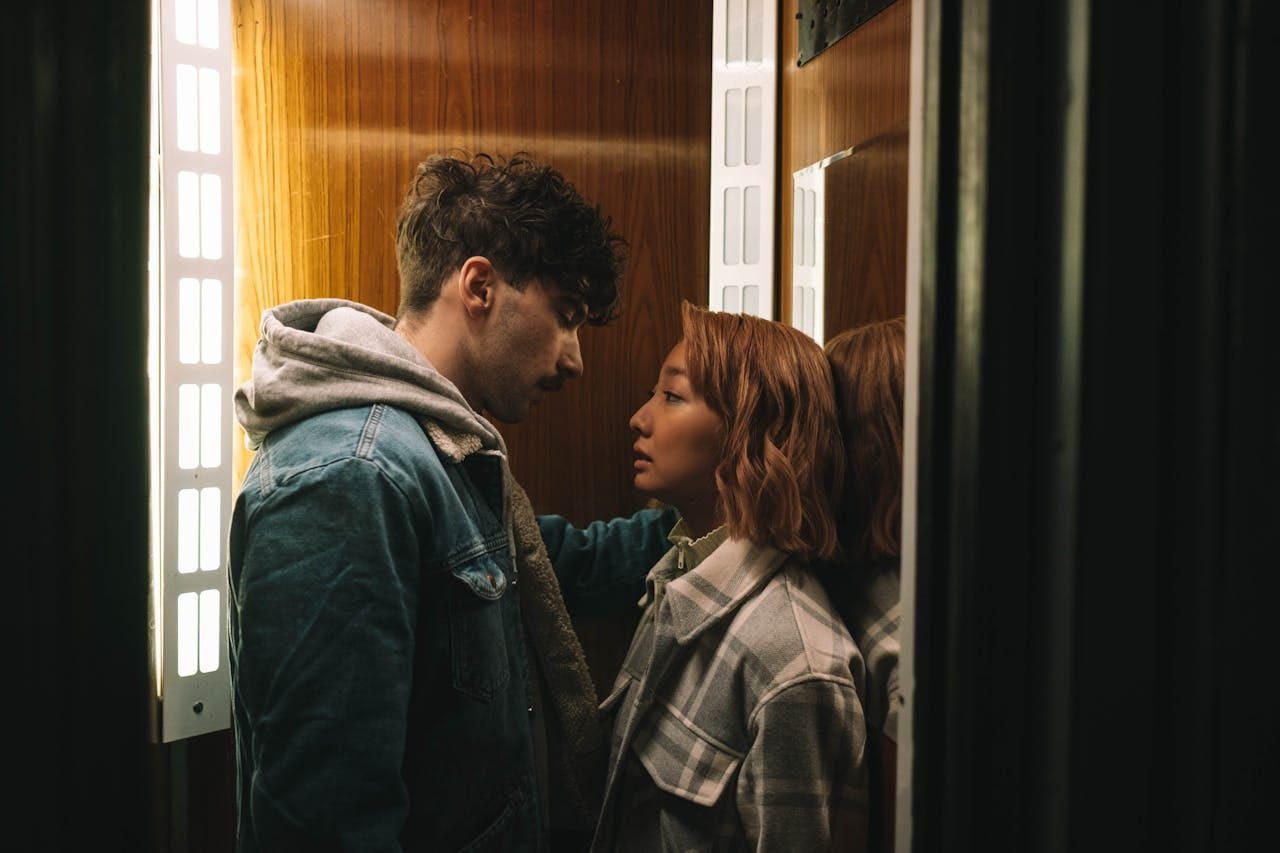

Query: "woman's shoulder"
left=727, top=558, right=863, bottom=680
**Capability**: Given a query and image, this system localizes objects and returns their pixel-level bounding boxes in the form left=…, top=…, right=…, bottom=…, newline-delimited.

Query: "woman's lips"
left=633, top=447, right=652, bottom=470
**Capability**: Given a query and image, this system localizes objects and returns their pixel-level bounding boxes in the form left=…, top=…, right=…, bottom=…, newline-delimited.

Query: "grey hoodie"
left=235, top=297, right=505, bottom=456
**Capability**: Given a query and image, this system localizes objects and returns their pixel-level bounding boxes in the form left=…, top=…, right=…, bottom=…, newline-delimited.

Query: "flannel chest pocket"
left=631, top=703, right=744, bottom=807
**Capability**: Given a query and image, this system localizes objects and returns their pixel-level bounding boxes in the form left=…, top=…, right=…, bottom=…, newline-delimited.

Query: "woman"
left=824, top=316, right=906, bottom=853
left=588, top=301, right=869, bottom=852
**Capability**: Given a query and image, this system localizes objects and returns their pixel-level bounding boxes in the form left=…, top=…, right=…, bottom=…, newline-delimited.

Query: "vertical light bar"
left=177, top=383, right=200, bottom=468
left=744, top=86, right=763, bottom=165
left=200, top=279, right=222, bottom=363
left=199, top=487, right=221, bottom=570
left=198, top=68, right=221, bottom=154
left=199, top=590, right=222, bottom=672
left=723, top=187, right=742, bottom=265
left=196, top=0, right=219, bottom=48
left=175, top=65, right=198, bottom=151
left=200, top=384, right=222, bottom=468
left=176, top=592, right=199, bottom=676
left=151, top=0, right=233, bottom=742
left=725, top=89, right=744, bottom=166
left=791, top=161, right=826, bottom=343
left=710, top=0, right=778, bottom=318
left=174, top=0, right=197, bottom=45
left=200, top=173, right=223, bottom=259
left=742, top=185, right=761, bottom=264
left=178, top=277, right=200, bottom=363
left=177, top=171, right=200, bottom=258
left=177, top=488, right=199, bottom=574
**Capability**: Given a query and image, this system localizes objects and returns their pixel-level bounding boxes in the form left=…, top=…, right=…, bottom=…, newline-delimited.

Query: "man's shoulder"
left=267, top=402, right=420, bottom=444
left=251, top=403, right=444, bottom=483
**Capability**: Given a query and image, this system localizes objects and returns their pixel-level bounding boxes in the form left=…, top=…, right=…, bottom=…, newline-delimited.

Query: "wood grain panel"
left=823, top=128, right=909, bottom=333
left=780, top=0, right=911, bottom=334
left=234, top=0, right=712, bottom=532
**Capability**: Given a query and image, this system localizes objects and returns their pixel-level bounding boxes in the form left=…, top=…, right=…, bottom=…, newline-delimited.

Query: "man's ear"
left=457, top=256, right=496, bottom=318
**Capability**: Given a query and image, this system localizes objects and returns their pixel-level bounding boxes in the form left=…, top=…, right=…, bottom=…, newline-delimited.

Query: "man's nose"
left=558, top=332, right=583, bottom=379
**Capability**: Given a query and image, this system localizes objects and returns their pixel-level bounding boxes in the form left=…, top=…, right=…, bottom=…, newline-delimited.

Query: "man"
left=229, top=153, right=672, bottom=851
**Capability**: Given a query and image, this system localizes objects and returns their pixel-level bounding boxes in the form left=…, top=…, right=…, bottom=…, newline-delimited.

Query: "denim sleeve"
left=230, top=456, right=419, bottom=852
left=537, top=506, right=677, bottom=619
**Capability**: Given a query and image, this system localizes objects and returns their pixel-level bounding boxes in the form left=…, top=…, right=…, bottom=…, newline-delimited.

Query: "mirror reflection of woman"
left=588, top=301, right=869, bottom=852
left=824, top=316, right=906, bottom=853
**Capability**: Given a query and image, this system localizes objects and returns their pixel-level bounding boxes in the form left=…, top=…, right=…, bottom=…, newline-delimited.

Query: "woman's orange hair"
left=680, top=301, right=845, bottom=562
left=824, top=316, right=905, bottom=567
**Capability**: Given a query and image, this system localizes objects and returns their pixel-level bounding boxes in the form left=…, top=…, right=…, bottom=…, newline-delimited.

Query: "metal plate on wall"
left=796, top=0, right=896, bottom=65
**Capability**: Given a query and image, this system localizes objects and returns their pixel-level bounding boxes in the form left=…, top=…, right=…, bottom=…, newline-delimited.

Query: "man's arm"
left=231, top=457, right=420, bottom=851
left=537, top=506, right=676, bottom=619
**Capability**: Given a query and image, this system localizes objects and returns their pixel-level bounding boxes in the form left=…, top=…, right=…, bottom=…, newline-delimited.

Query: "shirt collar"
left=666, top=518, right=728, bottom=573
left=637, top=519, right=729, bottom=609
left=660, top=538, right=792, bottom=643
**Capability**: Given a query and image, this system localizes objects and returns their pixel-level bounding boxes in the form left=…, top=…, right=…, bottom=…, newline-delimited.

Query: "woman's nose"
left=629, top=402, right=649, bottom=434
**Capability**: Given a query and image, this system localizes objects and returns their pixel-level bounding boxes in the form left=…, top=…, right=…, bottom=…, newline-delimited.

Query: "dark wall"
left=909, top=0, right=1279, bottom=850
left=8, top=2, right=156, bottom=850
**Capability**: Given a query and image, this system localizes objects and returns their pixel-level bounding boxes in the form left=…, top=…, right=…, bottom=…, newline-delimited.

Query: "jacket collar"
left=659, top=538, right=790, bottom=645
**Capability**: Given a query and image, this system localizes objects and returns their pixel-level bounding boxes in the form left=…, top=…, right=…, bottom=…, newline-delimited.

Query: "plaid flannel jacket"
left=590, top=538, right=870, bottom=852
left=843, top=561, right=901, bottom=742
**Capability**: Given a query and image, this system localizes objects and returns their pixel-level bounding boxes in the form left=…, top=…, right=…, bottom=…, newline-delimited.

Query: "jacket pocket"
left=455, top=781, right=526, bottom=853
left=632, top=703, right=743, bottom=807
left=600, top=673, right=634, bottom=715
left=448, top=557, right=511, bottom=701
left=598, top=674, right=637, bottom=759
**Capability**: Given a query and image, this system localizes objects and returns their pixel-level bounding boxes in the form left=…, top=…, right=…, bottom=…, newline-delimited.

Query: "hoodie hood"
left=235, top=298, right=505, bottom=456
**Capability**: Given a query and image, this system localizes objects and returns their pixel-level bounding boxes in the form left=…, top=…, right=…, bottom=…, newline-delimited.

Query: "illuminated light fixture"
left=709, top=0, right=778, bottom=318
left=148, top=0, right=234, bottom=742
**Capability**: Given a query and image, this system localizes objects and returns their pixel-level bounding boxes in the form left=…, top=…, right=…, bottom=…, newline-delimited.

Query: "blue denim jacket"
left=230, top=402, right=672, bottom=852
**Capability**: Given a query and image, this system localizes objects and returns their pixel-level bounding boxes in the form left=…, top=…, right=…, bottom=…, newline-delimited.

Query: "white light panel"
left=710, top=0, right=777, bottom=318
left=151, top=0, right=233, bottom=742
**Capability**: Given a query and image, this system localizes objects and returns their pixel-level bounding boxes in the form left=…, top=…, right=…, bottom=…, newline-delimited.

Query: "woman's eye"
left=663, top=391, right=683, bottom=403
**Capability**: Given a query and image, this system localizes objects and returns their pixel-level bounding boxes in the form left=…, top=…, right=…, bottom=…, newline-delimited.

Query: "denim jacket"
left=229, top=299, right=671, bottom=851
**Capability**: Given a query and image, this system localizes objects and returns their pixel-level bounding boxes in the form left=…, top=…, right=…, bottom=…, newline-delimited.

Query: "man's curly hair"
left=394, top=152, right=627, bottom=324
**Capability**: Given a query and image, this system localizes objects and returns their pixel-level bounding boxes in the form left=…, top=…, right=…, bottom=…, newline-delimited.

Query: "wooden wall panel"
left=823, top=127, right=910, bottom=331
left=780, top=0, right=910, bottom=335
left=231, top=0, right=712, bottom=758
left=233, top=0, right=713, bottom=532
